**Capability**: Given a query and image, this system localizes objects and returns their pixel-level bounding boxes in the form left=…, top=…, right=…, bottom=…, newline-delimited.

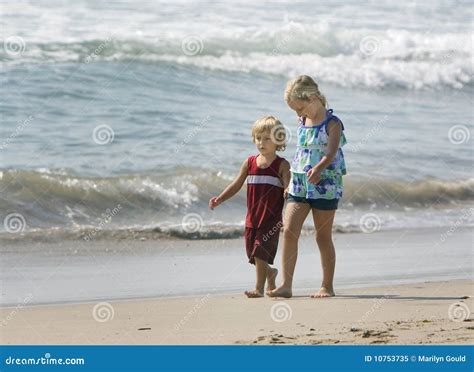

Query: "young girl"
left=209, top=116, right=290, bottom=298
left=267, top=75, right=347, bottom=299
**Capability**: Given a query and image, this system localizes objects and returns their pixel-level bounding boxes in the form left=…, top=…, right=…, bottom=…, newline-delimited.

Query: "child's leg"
left=310, top=208, right=336, bottom=298
left=245, top=257, right=269, bottom=298
left=267, top=202, right=311, bottom=298
left=266, top=265, right=278, bottom=292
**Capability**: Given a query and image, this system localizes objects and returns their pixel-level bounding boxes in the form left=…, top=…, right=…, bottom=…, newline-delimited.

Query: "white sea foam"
left=1, top=1, right=471, bottom=90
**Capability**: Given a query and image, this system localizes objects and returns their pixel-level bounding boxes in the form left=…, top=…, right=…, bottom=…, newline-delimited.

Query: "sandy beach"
left=1, top=280, right=472, bottom=345
left=1, top=225, right=472, bottom=345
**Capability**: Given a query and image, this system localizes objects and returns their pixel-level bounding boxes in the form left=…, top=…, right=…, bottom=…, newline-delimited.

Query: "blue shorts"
left=287, top=194, right=339, bottom=210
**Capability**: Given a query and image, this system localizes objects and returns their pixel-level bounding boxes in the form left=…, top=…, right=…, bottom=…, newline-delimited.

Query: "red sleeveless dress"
left=244, top=155, right=285, bottom=265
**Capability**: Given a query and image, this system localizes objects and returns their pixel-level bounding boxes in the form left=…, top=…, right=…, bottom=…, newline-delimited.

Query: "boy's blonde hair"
left=284, top=75, right=328, bottom=107
left=252, top=116, right=286, bottom=151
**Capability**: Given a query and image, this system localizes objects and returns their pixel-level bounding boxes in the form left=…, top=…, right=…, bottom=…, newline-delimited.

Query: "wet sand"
left=1, top=227, right=472, bottom=306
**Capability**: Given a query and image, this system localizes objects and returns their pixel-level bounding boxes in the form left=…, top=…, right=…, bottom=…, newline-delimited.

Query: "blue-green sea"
left=1, top=0, right=472, bottom=240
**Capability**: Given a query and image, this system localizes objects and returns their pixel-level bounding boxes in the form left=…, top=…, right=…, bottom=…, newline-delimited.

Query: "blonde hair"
left=252, top=116, right=286, bottom=151
left=284, top=75, right=327, bottom=107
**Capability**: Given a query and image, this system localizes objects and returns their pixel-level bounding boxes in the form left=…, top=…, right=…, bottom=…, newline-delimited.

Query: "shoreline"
left=1, top=226, right=472, bottom=306
left=0, top=276, right=471, bottom=310
left=1, top=224, right=472, bottom=244
left=1, top=280, right=472, bottom=345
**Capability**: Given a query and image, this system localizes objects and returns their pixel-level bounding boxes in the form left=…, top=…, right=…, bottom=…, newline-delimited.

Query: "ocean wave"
left=1, top=25, right=471, bottom=90
left=1, top=169, right=472, bottom=210
left=1, top=212, right=472, bottom=243
left=0, top=224, right=248, bottom=243
left=343, top=177, right=474, bottom=207
left=0, top=169, right=472, bottom=235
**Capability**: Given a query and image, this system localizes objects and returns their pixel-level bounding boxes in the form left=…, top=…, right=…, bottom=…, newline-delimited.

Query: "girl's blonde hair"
left=252, top=116, right=286, bottom=151
left=284, top=75, right=327, bottom=107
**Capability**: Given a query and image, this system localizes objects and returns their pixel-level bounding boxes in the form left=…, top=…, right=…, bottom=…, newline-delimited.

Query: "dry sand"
left=1, top=280, right=472, bottom=345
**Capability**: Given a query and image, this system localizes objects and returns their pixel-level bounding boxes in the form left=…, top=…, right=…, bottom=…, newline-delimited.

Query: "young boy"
left=209, top=116, right=290, bottom=298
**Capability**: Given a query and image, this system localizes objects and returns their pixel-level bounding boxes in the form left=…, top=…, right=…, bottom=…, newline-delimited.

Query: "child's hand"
left=209, top=197, right=221, bottom=210
left=306, top=168, right=321, bottom=185
left=283, top=188, right=289, bottom=199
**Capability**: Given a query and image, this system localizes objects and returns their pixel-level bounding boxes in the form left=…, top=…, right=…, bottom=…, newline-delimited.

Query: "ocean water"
left=1, top=0, right=473, bottom=240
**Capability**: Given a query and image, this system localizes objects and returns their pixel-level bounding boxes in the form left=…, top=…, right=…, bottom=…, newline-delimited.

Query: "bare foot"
left=266, top=268, right=278, bottom=292
left=266, top=286, right=292, bottom=298
left=245, top=290, right=264, bottom=298
left=311, top=287, right=335, bottom=298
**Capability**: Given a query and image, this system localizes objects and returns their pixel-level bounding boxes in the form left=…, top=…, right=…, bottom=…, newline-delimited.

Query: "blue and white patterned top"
left=288, top=109, right=347, bottom=200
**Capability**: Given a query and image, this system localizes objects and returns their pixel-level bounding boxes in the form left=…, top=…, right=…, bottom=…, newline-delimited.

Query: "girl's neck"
left=308, top=106, right=327, bottom=124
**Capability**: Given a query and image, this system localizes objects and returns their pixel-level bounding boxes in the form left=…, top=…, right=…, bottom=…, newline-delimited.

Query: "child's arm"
left=279, top=159, right=291, bottom=199
left=307, top=119, right=342, bottom=184
left=209, top=159, right=248, bottom=210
